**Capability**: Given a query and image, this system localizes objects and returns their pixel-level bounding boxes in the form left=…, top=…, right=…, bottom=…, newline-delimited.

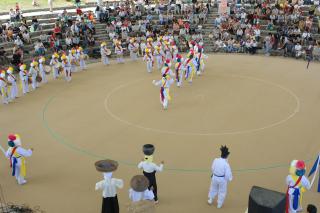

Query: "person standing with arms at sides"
left=208, top=145, right=233, bottom=208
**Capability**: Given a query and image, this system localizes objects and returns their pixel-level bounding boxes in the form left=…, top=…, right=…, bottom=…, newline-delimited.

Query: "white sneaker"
left=18, top=179, right=27, bottom=185
left=217, top=203, right=222, bottom=208
left=207, top=198, right=213, bottom=205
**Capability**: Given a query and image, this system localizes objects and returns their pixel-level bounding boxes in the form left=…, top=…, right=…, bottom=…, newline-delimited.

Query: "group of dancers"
left=0, top=47, right=88, bottom=105
left=140, top=36, right=207, bottom=110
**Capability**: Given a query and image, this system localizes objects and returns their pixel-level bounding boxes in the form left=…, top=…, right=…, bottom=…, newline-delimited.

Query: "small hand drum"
left=36, top=75, right=42, bottom=83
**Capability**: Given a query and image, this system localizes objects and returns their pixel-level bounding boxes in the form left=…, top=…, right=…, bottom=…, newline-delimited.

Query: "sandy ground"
left=0, top=54, right=319, bottom=213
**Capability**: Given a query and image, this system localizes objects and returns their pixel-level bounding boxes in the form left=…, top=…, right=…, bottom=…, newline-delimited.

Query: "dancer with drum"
left=7, top=67, right=18, bottom=100
left=143, top=48, right=154, bottom=73
left=128, top=38, right=139, bottom=61
left=50, top=52, right=60, bottom=79
left=77, top=47, right=88, bottom=71
left=138, top=144, right=164, bottom=203
left=114, top=41, right=124, bottom=64
left=61, top=54, right=72, bottom=82
left=100, top=42, right=111, bottom=65
left=29, top=61, right=39, bottom=90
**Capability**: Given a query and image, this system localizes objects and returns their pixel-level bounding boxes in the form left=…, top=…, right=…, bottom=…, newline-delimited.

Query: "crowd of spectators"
left=209, top=0, right=320, bottom=61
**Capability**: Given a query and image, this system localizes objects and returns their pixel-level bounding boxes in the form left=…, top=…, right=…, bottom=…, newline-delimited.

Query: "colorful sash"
left=286, top=176, right=302, bottom=213
left=175, top=63, right=182, bottom=82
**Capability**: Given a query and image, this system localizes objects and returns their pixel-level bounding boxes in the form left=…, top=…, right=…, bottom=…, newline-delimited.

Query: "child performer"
left=154, top=44, right=164, bottom=70
left=208, top=145, right=233, bottom=209
left=129, top=175, right=155, bottom=202
left=7, top=67, right=18, bottom=100
left=115, top=41, right=124, bottom=64
left=175, top=54, right=184, bottom=87
left=0, top=70, right=9, bottom=104
left=143, top=48, right=154, bottom=73
left=128, top=38, right=139, bottom=61
left=19, top=64, right=29, bottom=95
left=152, top=73, right=174, bottom=110
left=39, top=56, right=47, bottom=83
left=101, top=42, right=110, bottom=65
left=5, top=134, right=33, bottom=185
left=61, top=54, right=72, bottom=82
left=77, top=47, right=87, bottom=70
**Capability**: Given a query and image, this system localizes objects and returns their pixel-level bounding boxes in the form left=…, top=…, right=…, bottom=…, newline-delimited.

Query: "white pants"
left=1, top=87, right=9, bottom=104
left=64, top=68, right=72, bottom=82
left=102, top=56, right=109, bottom=65
left=208, top=177, right=228, bottom=207
left=117, top=54, right=124, bottom=63
left=79, top=60, right=86, bottom=70
left=287, top=191, right=302, bottom=213
left=146, top=61, right=153, bottom=73
left=155, top=56, right=163, bottom=69
left=176, top=70, right=183, bottom=87
left=31, top=75, right=37, bottom=90
left=40, top=70, right=47, bottom=83
left=71, top=64, right=77, bottom=72
left=9, top=82, right=18, bottom=99
left=21, top=79, right=29, bottom=94
left=130, top=51, right=138, bottom=60
left=53, top=67, right=59, bottom=79
left=160, top=94, right=168, bottom=109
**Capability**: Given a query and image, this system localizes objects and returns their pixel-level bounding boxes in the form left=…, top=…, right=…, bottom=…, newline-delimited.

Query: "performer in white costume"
left=68, top=49, right=78, bottom=73
left=7, top=67, right=18, bottom=100
left=95, top=159, right=123, bottom=213
left=19, top=64, right=29, bottom=95
left=101, top=42, right=110, bottom=65
left=61, top=54, right=72, bottom=82
left=208, top=145, right=233, bottom=208
left=154, top=44, right=164, bottom=70
left=29, top=61, right=39, bottom=90
left=77, top=47, right=87, bottom=70
left=5, top=134, right=33, bottom=185
left=152, top=73, right=174, bottom=110
left=143, top=48, right=154, bottom=73
left=114, top=41, right=124, bottom=64
left=175, top=54, right=184, bottom=87
left=129, top=175, right=155, bottom=202
left=39, top=56, right=47, bottom=83
left=50, top=52, right=60, bottom=79
left=0, top=70, right=9, bottom=104
left=286, top=160, right=311, bottom=213
left=128, top=38, right=139, bottom=61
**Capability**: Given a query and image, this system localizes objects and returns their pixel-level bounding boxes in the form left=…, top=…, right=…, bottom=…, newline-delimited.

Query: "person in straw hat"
left=100, top=42, right=110, bottom=65
left=0, top=70, right=9, bottom=104
left=114, top=40, right=124, bottom=64
left=154, top=44, right=165, bottom=70
left=129, top=175, right=155, bottom=202
left=5, top=134, right=33, bottom=185
left=61, top=54, right=72, bottom=82
left=7, top=67, right=18, bottom=100
left=19, top=64, right=29, bottom=95
left=76, top=47, right=87, bottom=71
left=128, top=38, right=139, bottom=61
left=95, top=159, right=123, bottom=213
left=208, top=145, right=233, bottom=208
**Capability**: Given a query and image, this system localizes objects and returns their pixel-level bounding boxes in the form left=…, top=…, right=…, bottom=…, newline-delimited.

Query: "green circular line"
left=42, top=94, right=313, bottom=174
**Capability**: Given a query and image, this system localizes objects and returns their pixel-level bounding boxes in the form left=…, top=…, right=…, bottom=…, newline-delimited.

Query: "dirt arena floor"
left=0, top=54, right=320, bottom=213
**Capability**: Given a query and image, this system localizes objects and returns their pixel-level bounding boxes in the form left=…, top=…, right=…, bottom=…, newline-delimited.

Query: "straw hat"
left=95, top=159, right=119, bottom=172
left=130, top=175, right=149, bottom=192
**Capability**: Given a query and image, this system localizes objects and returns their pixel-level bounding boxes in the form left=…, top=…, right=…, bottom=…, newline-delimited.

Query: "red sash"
left=175, top=63, right=182, bottom=81
left=186, top=58, right=192, bottom=65
left=9, top=147, right=18, bottom=167
left=285, top=176, right=302, bottom=213
left=164, top=67, right=170, bottom=75
left=9, top=74, right=16, bottom=81
left=0, top=77, right=6, bottom=83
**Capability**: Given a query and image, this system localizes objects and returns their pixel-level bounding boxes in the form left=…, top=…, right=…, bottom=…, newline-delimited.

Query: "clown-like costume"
left=286, top=160, right=311, bottom=213
left=29, top=61, right=38, bottom=90
left=163, top=41, right=172, bottom=61
left=39, top=56, right=47, bottom=83
left=195, top=45, right=208, bottom=76
left=5, top=134, right=33, bottom=185
left=114, top=41, right=124, bottom=64
left=19, top=64, right=29, bottom=95
left=77, top=47, right=87, bottom=70
left=175, top=54, right=185, bottom=87
left=128, top=38, right=139, bottom=61
left=208, top=146, right=233, bottom=209
left=7, top=67, right=18, bottom=100
left=143, top=48, right=154, bottom=73
left=152, top=73, right=174, bottom=110
left=61, top=54, right=72, bottom=82
left=68, top=49, right=78, bottom=73
left=184, top=51, right=196, bottom=83
left=100, top=42, right=110, bottom=65
left=0, top=71, right=9, bottom=104
left=154, top=45, right=165, bottom=70
left=50, top=53, right=60, bottom=79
